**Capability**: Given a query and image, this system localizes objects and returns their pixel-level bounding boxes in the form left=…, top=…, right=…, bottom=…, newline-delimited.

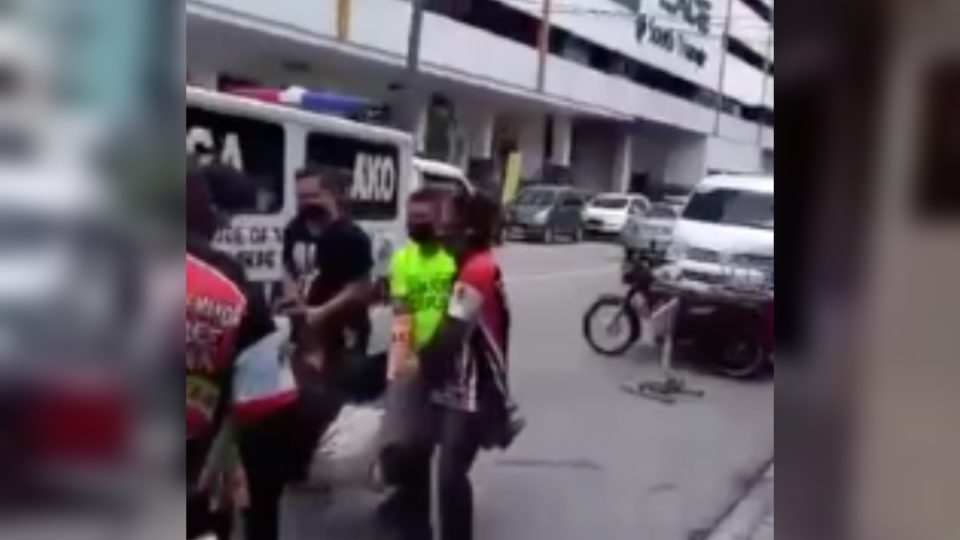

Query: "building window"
left=728, top=35, right=774, bottom=76
left=426, top=0, right=538, bottom=48
left=739, top=0, right=772, bottom=23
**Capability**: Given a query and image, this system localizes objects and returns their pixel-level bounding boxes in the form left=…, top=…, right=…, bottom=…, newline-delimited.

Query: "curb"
left=704, top=461, right=774, bottom=540
left=690, top=458, right=773, bottom=540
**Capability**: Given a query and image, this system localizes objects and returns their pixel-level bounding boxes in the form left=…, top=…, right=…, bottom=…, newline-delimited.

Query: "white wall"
left=189, top=0, right=339, bottom=38
left=763, top=75, right=773, bottom=108
left=718, top=112, right=760, bottom=143
left=664, top=136, right=707, bottom=188
left=349, top=0, right=411, bottom=56
left=706, top=136, right=762, bottom=173
left=722, top=54, right=766, bottom=106
left=761, top=127, right=774, bottom=150
left=420, top=13, right=539, bottom=92
left=545, top=56, right=718, bottom=133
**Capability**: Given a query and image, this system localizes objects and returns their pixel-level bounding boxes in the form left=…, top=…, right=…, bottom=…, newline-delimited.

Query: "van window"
left=422, top=172, right=467, bottom=194
left=306, top=132, right=399, bottom=221
left=186, top=106, right=285, bottom=214
left=683, top=188, right=774, bottom=230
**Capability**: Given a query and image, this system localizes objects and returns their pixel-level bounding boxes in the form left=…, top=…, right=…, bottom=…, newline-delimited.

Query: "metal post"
left=623, top=296, right=703, bottom=404
left=401, top=0, right=426, bottom=133
left=712, top=0, right=735, bottom=137
left=336, top=0, right=351, bottom=41
left=536, top=0, right=553, bottom=92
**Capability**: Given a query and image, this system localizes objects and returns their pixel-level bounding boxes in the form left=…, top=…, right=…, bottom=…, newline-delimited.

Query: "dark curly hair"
left=454, top=191, right=502, bottom=251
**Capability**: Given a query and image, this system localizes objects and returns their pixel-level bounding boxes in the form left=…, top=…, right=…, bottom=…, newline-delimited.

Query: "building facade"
left=186, top=0, right=773, bottom=195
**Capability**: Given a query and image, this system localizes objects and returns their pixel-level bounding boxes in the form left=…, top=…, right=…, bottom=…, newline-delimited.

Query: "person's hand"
left=279, top=304, right=328, bottom=329
left=305, top=306, right=330, bottom=328
left=273, top=290, right=304, bottom=314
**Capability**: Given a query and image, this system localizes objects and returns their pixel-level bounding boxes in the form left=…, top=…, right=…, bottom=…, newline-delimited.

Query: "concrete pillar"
left=614, top=129, right=633, bottom=193
left=411, top=100, right=429, bottom=154
left=459, top=105, right=497, bottom=190
left=517, top=115, right=546, bottom=180
left=667, top=135, right=708, bottom=188
left=550, top=114, right=572, bottom=167
left=460, top=105, right=494, bottom=160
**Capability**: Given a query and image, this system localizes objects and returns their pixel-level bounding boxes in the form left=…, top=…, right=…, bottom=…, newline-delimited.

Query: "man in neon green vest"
left=379, top=186, right=459, bottom=538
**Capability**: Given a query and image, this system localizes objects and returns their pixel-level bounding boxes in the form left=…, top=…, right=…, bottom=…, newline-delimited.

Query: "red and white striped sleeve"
left=448, top=254, right=495, bottom=323
left=232, top=326, right=299, bottom=426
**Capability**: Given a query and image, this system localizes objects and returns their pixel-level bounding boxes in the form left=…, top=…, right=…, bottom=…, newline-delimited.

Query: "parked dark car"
left=503, top=186, right=589, bottom=243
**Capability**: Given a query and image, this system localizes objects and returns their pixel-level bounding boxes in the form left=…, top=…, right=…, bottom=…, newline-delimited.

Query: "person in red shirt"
left=185, top=164, right=299, bottom=540
left=411, top=191, right=520, bottom=540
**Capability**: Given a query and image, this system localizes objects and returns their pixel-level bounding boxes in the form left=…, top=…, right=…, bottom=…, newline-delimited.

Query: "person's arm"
left=303, top=226, right=374, bottom=328
left=388, top=245, right=411, bottom=314
left=304, top=278, right=372, bottom=327
left=418, top=257, right=492, bottom=375
left=279, top=219, right=305, bottom=304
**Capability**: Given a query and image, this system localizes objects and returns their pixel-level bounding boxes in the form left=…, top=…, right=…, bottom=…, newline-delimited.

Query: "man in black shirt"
left=282, top=164, right=374, bottom=371
left=280, top=164, right=375, bottom=485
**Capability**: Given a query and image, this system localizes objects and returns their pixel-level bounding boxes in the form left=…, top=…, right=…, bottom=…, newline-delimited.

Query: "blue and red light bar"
left=227, top=86, right=372, bottom=117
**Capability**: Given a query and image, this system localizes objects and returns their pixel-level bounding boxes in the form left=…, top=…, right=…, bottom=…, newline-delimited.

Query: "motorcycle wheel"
left=583, top=297, right=640, bottom=356
left=714, top=329, right=766, bottom=378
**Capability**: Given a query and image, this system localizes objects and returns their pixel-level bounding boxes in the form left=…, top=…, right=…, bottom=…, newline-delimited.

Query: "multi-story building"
left=186, top=0, right=773, bottom=194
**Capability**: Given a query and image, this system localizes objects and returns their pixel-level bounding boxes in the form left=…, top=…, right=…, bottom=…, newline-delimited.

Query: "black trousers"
left=187, top=493, right=234, bottom=540
left=238, top=384, right=344, bottom=540
left=382, top=406, right=482, bottom=540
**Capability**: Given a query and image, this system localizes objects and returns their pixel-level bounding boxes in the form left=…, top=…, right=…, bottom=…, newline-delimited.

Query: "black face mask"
left=407, top=223, right=437, bottom=244
left=299, top=205, right=331, bottom=234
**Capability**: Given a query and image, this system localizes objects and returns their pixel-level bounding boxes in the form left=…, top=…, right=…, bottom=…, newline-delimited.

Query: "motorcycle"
left=583, top=260, right=774, bottom=379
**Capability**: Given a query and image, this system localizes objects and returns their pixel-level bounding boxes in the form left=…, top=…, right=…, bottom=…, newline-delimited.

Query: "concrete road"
left=282, top=241, right=774, bottom=540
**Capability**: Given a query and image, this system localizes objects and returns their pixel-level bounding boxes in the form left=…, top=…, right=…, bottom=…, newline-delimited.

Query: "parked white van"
left=413, top=157, right=473, bottom=194
left=667, top=174, right=774, bottom=292
left=187, top=86, right=424, bottom=353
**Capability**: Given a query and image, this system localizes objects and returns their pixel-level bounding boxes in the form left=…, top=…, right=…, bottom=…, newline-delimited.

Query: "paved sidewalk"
left=706, top=462, right=774, bottom=540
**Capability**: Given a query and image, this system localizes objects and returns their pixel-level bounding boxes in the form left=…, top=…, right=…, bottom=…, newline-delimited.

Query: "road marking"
left=496, top=458, right=603, bottom=472
left=505, top=266, right=618, bottom=283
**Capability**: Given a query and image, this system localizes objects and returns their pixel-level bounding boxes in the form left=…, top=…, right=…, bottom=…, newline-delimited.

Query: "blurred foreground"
left=0, top=1, right=183, bottom=538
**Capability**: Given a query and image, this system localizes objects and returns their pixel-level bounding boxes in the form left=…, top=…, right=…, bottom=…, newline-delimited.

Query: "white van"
left=412, top=157, right=474, bottom=195
left=668, top=174, right=774, bottom=292
left=187, top=86, right=419, bottom=353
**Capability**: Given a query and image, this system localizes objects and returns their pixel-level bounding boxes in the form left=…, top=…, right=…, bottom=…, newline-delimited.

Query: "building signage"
left=629, top=0, right=713, bottom=68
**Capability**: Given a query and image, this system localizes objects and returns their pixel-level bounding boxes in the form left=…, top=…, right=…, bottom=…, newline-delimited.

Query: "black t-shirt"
left=306, top=219, right=373, bottom=306
left=283, top=217, right=373, bottom=352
